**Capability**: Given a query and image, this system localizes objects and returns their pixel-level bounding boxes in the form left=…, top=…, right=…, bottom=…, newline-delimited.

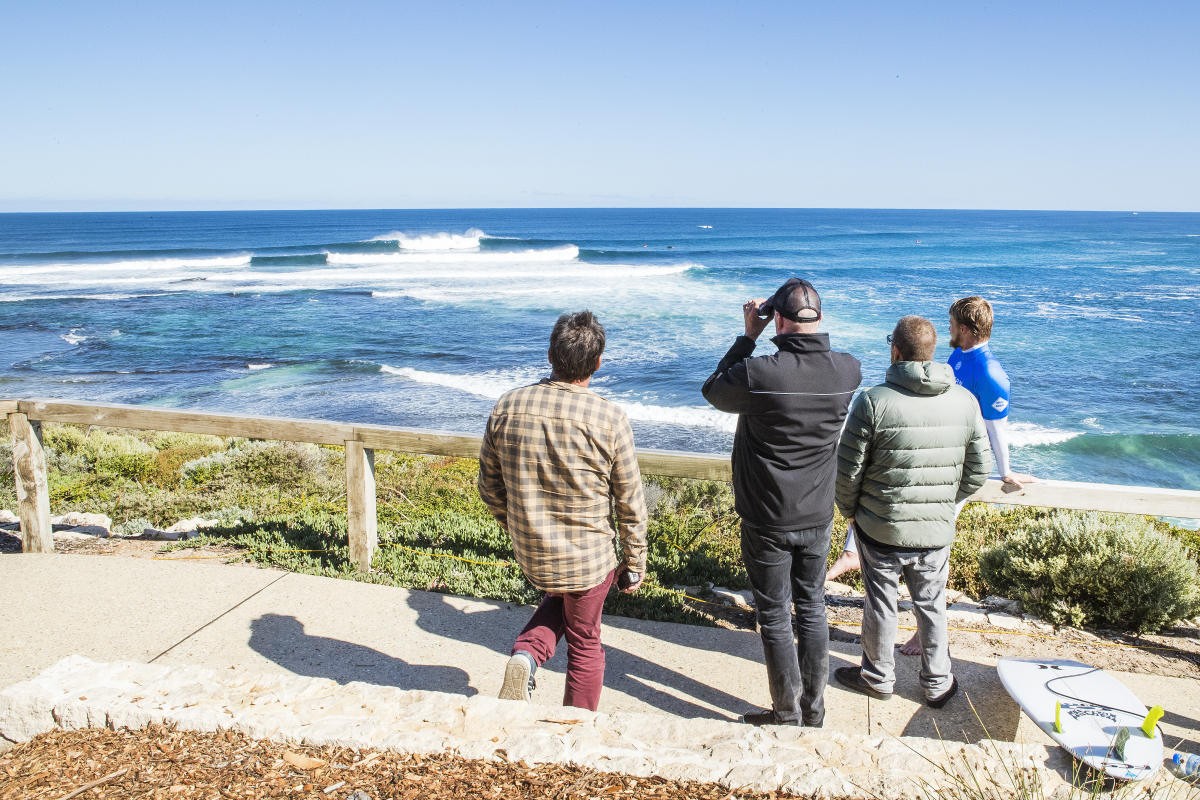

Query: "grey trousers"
left=857, top=537, right=953, bottom=699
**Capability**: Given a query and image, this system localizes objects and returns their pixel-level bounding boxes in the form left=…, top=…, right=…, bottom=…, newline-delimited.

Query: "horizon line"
left=2, top=205, right=1198, bottom=215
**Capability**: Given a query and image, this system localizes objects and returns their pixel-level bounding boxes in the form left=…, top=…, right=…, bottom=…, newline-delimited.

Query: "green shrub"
left=0, top=419, right=14, bottom=509
left=151, top=442, right=225, bottom=486
left=96, top=452, right=156, bottom=482
left=978, top=511, right=1200, bottom=632
left=42, top=423, right=89, bottom=456
left=643, top=476, right=745, bottom=589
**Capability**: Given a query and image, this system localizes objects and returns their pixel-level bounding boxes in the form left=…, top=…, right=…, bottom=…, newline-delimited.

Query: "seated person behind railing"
left=477, top=310, right=647, bottom=712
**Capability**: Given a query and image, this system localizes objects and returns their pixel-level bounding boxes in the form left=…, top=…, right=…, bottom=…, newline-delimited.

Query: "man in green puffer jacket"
left=834, top=315, right=991, bottom=708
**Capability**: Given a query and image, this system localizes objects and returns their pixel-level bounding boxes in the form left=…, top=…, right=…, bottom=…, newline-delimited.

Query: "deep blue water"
left=1, top=208, right=1198, bottom=490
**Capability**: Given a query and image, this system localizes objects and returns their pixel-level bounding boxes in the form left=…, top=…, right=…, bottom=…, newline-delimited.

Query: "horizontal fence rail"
left=5, top=398, right=1200, bottom=567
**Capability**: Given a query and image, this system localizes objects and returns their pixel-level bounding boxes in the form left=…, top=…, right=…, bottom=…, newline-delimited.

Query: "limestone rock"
left=167, top=517, right=219, bottom=533
left=0, top=510, right=18, bottom=524
left=946, top=601, right=988, bottom=625
left=54, top=530, right=107, bottom=542
left=53, top=512, right=113, bottom=530
left=141, top=528, right=200, bottom=541
left=824, top=581, right=857, bottom=597
left=49, top=512, right=112, bottom=537
left=986, top=611, right=1027, bottom=630
left=0, top=655, right=1078, bottom=799
left=982, top=595, right=1022, bottom=614
left=710, top=586, right=754, bottom=609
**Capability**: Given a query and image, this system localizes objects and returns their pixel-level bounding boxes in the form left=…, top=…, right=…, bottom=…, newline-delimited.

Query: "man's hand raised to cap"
left=744, top=299, right=770, bottom=339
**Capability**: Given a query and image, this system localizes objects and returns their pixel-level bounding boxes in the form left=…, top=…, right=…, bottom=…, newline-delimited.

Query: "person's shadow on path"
left=406, top=589, right=787, bottom=721
left=248, top=612, right=475, bottom=695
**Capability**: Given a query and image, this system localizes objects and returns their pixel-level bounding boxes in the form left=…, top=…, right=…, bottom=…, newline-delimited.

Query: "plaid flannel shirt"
left=477, top=379, right=648, bottom=593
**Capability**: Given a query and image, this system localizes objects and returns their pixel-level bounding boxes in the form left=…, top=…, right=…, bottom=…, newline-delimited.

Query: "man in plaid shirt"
left=478, top=310, right=648, bottom=711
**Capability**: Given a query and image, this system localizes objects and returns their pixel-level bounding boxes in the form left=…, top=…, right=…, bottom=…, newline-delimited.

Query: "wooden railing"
left=6, top=398, right=1200, bottom=569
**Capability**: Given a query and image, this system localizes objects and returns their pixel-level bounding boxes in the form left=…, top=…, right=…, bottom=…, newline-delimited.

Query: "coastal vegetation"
left=979, top=511, right=1200, bottom=633
left=2, top=422, right=1198, bottom=632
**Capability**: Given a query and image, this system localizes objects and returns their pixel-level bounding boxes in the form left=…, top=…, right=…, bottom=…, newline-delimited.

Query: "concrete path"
left=3, top=553, right=1198, bottom=754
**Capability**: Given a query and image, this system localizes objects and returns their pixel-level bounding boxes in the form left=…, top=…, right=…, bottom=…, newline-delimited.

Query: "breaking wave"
left=381, top=365, right=737, bottom=431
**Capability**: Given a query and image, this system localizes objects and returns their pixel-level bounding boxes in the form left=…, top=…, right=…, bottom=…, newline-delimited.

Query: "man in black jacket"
left=703, top=278, right=861, bottom=727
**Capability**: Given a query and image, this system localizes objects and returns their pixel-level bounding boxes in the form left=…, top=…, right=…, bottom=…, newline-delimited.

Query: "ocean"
left=1, top=208, right=1197, bottom=491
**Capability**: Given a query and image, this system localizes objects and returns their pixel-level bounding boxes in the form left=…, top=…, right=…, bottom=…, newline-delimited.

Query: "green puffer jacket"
left=836, top=361, right=992, bottom=548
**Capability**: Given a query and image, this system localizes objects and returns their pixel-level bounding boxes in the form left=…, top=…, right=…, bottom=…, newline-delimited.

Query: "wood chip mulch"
left=0, top=725, right=803, bottom=800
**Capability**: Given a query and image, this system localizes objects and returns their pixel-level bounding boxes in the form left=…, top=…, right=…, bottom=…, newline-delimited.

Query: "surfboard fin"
left=1054, top=701, right=1063, bottom=733
left=1113, top=726, right=1131, bottom=759
left=1141, top=705, right=1163, bottom=738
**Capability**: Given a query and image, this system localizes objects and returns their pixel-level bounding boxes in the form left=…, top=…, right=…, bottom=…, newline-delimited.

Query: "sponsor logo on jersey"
left=992, top=397, right=1009, bottom=413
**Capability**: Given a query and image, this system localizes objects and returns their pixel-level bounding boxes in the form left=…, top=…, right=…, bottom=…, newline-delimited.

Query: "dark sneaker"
left=499, top=651, right=536, bottom=701
left=739, top=709, right=798, bottom=726
left=926, top=677, right=958, bottom=709
left=834, top=666, right=892, bottom=701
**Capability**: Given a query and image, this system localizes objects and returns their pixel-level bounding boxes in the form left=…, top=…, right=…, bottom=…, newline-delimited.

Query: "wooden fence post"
left=9, top=412, right=54, bottom=553
left=345, top=441, right=377, bottom=572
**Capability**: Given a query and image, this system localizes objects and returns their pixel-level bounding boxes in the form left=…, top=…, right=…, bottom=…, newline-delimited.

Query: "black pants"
left=740, top=521, right=831, bottom=726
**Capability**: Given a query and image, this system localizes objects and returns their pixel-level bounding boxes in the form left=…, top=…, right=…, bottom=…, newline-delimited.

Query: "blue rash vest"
left=947, top=343, right=1010, bottom=421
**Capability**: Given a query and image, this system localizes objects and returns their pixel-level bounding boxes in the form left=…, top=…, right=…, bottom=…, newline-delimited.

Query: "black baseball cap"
left=758, top=277, right=822, bottom=322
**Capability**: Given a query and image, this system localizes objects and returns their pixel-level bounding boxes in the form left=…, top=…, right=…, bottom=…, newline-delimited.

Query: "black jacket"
left=703, top=333, right=861, bottom=532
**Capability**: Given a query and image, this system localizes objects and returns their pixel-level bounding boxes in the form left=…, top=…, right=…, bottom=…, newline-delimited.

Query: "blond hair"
left=949, top=296, right=994, bottom=341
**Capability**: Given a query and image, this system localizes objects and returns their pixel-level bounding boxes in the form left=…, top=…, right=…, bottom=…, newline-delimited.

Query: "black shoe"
left=739, top=709, right=799, bottom=726
left=926, top=677, right=958, bottom=709
left=834, top=666, right=892, bottom=701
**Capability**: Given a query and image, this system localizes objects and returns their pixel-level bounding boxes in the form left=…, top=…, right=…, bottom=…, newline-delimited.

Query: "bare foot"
left=1001, top=471, right=1038, bottom=490
left=826, top=549, right=861, bottom=582
left=898, top=632, right=921, bottom=656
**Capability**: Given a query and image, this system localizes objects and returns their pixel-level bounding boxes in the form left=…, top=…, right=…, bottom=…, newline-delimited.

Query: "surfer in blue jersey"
left=827, top=296, right=1036, bottom=654
left=945, top=295, right=1035, bottom=490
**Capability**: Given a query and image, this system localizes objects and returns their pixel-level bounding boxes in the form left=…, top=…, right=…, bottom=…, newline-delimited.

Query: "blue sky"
left=2, top=1, right=1197, bottom=211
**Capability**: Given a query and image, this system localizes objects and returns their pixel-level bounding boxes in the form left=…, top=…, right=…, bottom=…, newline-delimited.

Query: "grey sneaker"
left=499, top=651, right=537, bottom=701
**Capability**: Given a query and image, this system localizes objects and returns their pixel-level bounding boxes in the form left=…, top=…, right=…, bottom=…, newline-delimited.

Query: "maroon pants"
left=511, top=569, right=616, bottom=711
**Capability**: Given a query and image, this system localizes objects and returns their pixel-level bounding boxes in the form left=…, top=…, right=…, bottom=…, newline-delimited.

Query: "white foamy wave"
left=617, top=401, right=737, bottom=433
left=1008, top=422, right=1080, bottom=447
left=381, top=365, right=542, bottom=399
left=327, top=245, right=579, bottom=265
left=0, top=292, right=146, bottom=302
left=0, top=255, right=249, bottom=281
left=61, top=329, right=86, bottom=345
left=247, top=363, right=273, bottom=371
left=368, top=229, right=488, bottom=250
left=1032, top=302, right=1146, bottom=324
left=382, top=365, right=737, bottom=432
left=370, top=264, right=695, bottom=303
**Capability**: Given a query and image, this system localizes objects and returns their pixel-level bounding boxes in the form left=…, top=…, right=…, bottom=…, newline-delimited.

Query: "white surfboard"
left=997, top=657, right=1163, bottom=781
